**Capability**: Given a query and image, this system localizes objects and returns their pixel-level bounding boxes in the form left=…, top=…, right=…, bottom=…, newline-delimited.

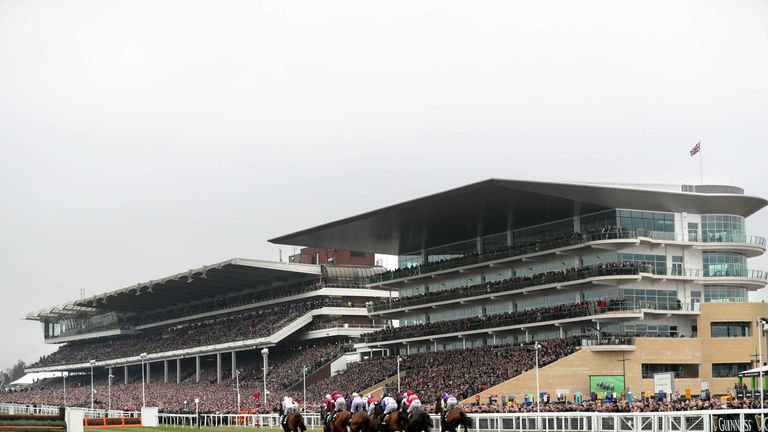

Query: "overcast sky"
left=1, top=0, right=767, bottom=370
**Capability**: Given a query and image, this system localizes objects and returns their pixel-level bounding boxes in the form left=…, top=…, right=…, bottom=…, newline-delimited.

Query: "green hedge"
left=0, top=419, right=67, bottom=427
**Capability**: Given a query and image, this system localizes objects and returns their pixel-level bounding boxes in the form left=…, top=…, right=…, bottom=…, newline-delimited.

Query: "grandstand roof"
left=26, top=259, right=322, bottom=319
left=270, top=178, right=768, bottom=255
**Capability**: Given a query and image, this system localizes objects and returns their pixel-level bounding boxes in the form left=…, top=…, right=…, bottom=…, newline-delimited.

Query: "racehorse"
left=349, top=410, right=370, bottom=432
left=434, top=397, right=471, bottom=432
left=367, top=404, right=383, bottom=432
left=283, top=413, right=308, bottom=432
left=440, top=408, right=470, bottom=432
left=404, top=408, right=431, bottom=432
left=330, top=410, right=353, bottom=432
left=384, top=411, right=406, bottom=432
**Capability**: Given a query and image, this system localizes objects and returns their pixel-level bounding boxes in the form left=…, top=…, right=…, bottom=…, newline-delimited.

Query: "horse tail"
left=298, top=414, right=307, bottom=432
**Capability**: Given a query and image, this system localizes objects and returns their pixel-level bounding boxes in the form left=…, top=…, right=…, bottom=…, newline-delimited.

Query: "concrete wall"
left=463, top=302, right=768, bottom=403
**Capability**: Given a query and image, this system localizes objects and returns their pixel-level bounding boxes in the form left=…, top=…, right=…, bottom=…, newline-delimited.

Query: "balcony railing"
left=368, top=264, right=645, bottom=313
left=666, top=268, right=768, bottom=280
left=364, top=300, right=636, bottom=343
left=369, top=230, right=766, bottom=284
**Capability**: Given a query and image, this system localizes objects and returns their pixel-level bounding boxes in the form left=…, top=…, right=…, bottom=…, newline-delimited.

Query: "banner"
left=712, top=414, right=768, bottom=432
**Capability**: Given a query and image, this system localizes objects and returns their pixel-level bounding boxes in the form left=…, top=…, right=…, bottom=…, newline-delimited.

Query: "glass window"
left=704, top=285, right=748, bottom=303
left=513, top=219, right=574, bottom=247
left=711, top=322, right=750, bottom=337
left=703, top=252, right=747, bottom=277
left=712, top=363, right=751, bottom=378
left=641, top=364, right=698, bottom=379
left=622, top=288, right=678, bottom=310
left=701, top=214, right=746, bottom=243
left=617, top=253, right=667, bottom=275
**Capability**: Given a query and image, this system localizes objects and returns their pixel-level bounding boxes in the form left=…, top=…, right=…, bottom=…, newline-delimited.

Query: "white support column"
left=506, top=229, right=513, bottom=246
left=146, top=362, right=151, bottom=383
left=231, top=351, right=237, bottom=380
left=216, top=352, right=222, bottom=384
left=124, top=365, right=128, bottom=385
left=573, top=215, right=580, bottom=232
left=462, top=337, right=466, bottom=350
left=559, top=326, right=564, bottom=338
left=476, top=236, right=483, bottom=254
left=164, top=360, right=168, bottom=384
left=196, top=356, right=201, bottom=383
left=176, top=358, right=181, bottom=384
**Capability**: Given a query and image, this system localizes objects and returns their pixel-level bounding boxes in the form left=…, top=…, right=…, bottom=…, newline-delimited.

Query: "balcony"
left=367, top=264, right=645, bottom=314
left=368, top=230, right=766, bottom=286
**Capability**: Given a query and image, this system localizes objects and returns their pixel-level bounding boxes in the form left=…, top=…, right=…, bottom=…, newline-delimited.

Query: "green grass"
left=114, top=428, right=289, bottom=432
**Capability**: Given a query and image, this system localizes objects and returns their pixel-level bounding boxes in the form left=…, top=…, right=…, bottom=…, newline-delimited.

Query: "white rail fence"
left=155, top=410, right=768, bottom=432
left=3, top=403, right=767, bottom=432
left=0, top=402, right=139, bottom=418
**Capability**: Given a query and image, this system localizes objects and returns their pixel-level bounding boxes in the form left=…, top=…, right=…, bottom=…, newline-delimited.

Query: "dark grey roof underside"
left=270, top=179, right=768, bottom=255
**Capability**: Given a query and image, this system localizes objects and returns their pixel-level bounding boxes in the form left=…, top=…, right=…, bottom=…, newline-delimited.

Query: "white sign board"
left=65, top=408, right=84, bottom=432
left=141, top=407, right=159, bottom=427
left=653, top=372, right=675, bottom=394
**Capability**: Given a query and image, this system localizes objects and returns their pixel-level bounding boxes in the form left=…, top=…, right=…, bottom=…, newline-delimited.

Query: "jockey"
left=404, top=390, right=422, bottom=416
left=367, top=394, right=378, bottom=416
left=380, top=394, right=398, bottom=425
left=442, top=392, right=458, bottom=410
left=281, top=396, right=298, bottom=425
left=440, top=392, right=458, bottom=422
left=350, top=392, right=366, bottom=413
left=329, top=391, right=346, bottom=423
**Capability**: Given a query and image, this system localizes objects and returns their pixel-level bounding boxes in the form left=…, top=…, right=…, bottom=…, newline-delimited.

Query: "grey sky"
left=1, top=0, right=767, bottom=369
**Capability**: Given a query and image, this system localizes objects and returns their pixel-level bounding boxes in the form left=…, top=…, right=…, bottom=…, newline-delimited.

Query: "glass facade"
left=701, top=214, right=746, bottom=243
left=618, top=253, right=667, bottom=275
left=428, top=306, right=478, bottom=323
left=623, top=323, right=678, bottom=337
left=622, top=288, right=678, bottom=310
left=711, top=322, right=751, bottom=337
left=581, top=209, right=675, bottom=233
left=712, top=363, right=751, bottom=378
left=513, top=219, right=574, bottom=246
left=703, top=252, right=747, bottom=277
left=642, top=364, right=698, bottom=379
left=704, top=285, right=748, bottom=303
left=516, top=291, right=579, bottom=311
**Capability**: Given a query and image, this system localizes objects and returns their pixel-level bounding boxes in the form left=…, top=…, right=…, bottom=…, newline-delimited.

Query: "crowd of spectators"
left=131, top=282, right=324, bottom=326
left=467, top=397, right=768, bottom=413
left=365, top=298, right=630, bottom=342
left=369, top=261, right=648, bottom=313
left=31, top=299, right=340, bottom=367
left=304, top=338, right=580, bottom=403
left=3, top=342, right=347, bottom=413
left=370, top=226, right=633, bottom=283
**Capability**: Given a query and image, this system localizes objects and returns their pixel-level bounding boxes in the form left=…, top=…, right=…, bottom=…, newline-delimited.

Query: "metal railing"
left=154, top=409, right=768, bottom=432
left=369, top=230, right=766, bottom=285
left=364, top=302, right=634, bottom=343
left=368, top=266, right=644, bottom=313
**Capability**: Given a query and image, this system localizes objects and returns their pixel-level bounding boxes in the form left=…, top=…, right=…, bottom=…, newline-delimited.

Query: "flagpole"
left=699, top=142, right=703, bottom=184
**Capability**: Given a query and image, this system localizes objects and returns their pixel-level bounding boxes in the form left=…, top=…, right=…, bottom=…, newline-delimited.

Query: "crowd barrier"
left=6, top=404, right=768, bottom=432
left=154, top=410, right=768, bottom=432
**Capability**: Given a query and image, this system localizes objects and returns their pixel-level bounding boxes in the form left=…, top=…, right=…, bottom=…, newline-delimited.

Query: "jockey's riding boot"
left=382, top=414, right=389, bottom=425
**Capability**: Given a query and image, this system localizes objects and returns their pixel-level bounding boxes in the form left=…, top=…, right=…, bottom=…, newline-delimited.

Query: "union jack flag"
left=690, top=142, right=701, bottom=156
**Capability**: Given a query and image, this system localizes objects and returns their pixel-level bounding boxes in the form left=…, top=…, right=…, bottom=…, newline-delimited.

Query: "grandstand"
left=6, top=179, right=768, bottom=414
left=272, top=179, right=768, bottom=400
left=4, top=255, right=392, bottom=412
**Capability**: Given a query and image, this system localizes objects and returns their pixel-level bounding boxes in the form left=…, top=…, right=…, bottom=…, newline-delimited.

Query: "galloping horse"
left=279, top=405, right=307, bottom=432
left=283, top=413, right=308, bottom=432
left=434, top=397, right=471, bottom=432
left=404, top=408, right=431, bottom=432
left=330, top=410, right=353, bottom=432
left=439, top=408, right=470, bottom=432
left=349, top=410, right=370, bottom=432
left=384, top=411, right=406, bottom=432
left=367, top=404, right=383, bottom=432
